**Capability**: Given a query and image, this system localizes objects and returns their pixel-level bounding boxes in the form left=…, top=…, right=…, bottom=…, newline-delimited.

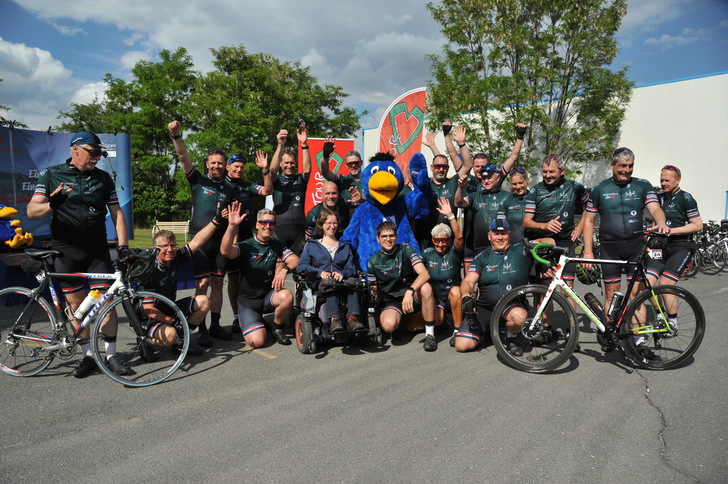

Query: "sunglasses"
left=258, top=219, right=276, bottom=226
left=432, top=165, right=449, bottom=170
left=78, top=146, right=107, bottom=158
left=509, top=168, right=525, bottom=175
left=432, top=237, right=449, bottom=243
left=346, top=161, right=362, bottom=166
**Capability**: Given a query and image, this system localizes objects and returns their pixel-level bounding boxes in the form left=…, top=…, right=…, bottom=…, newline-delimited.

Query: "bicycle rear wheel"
left=697, top=247, right=722, bottom=275
left=490, top=284, right=579, bottom=373
left=620, top=285, right=705, bottom=370
left=91, top=291, right=190, bottom=387
left=0, top=287, right=57, bottom=376
left=710, top=242, right=727, bottom=272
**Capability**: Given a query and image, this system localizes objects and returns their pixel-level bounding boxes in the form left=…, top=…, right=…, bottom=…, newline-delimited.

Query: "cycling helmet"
left=126, top=249, right=157, bottom=284
left=576, top=264, right=601, bottom=285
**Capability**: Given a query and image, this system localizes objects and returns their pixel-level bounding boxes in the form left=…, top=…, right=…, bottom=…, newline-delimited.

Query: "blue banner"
left=0, top=127, right=133, bottom=242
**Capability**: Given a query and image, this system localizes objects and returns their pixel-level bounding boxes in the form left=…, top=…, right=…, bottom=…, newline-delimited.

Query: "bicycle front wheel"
left=490, top=284, right=579, bottom=373
left=620, top=285, right=705, bottom=370
left=0, top=287, right=57, bottom=377
left=91, top=291, right=190, bottom=387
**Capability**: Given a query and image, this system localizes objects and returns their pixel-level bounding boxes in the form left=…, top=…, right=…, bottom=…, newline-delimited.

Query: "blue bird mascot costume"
left=342, top=152, right=431, bottom=271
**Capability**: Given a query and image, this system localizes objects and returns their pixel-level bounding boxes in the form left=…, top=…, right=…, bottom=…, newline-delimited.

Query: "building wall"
left=363, top=72, right=728, bottom=221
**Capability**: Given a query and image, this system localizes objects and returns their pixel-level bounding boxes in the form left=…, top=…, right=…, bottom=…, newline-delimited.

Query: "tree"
left=426, top=0, right=633, bottom=174
left=0, top=79, right=29, bottom=128
left=57, top=46, right=363, bottom=227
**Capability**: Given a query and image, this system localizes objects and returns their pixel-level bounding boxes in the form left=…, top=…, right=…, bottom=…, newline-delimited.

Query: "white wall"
left=363, top=72, right=728, bottom=221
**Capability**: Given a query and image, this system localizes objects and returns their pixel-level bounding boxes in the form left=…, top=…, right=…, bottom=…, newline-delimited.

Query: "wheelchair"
left=292, top=271, right=384, bottom=354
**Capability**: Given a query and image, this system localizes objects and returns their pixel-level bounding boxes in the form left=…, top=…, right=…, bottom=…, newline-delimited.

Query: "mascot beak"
left=368, top=171, right=399, bottom=205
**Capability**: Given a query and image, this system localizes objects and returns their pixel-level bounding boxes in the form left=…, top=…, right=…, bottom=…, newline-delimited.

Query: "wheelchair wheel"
left=294, top=313, right=316, bottom=354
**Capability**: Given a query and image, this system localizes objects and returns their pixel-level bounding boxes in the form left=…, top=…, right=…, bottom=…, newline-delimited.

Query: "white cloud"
left=70, top=82, right=109, bottom=105
left=644, top=27, right=711, bottom=50
left=120, top=50, right=152, bottom=70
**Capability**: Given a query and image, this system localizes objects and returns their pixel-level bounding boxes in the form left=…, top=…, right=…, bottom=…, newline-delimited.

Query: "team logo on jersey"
left=604, top=193, right=617, bottom=200
left=203, top=188, right=215, bottom=196
left=486, top=265, right=498, bottom=272
left=630, top=210, right=637, bottom=216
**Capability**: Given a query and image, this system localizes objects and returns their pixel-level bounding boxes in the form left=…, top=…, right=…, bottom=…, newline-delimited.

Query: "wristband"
left=458, top=142, right=467, bottom=149
left=261, top=169, right=270, bottom=175
left=301, top=145, right=309, bottom=150
left=170, top=133, right=181, bottom=140
left=405, top=287, right=415, bottom=293
left=282, top=265, right=291, bottom=273
left=448, top=215, right=456, bottom=221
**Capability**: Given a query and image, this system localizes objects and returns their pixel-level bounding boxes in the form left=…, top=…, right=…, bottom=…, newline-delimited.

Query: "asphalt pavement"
left=1, top=272, right=726, bottom=483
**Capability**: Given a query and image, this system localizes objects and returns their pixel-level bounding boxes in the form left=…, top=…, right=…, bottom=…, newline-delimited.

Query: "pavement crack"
left=634, top=368, right=701, bottom=482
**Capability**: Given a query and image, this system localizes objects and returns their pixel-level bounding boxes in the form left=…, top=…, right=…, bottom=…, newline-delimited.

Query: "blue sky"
left=1, top=0, right=727, bottom=134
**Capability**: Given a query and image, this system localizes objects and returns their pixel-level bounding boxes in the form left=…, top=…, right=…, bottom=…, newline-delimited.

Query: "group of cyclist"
left=28, top=122, right=702, bottom=376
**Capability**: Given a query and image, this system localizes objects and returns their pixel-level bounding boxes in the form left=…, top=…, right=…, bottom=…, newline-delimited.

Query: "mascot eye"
left=370, top=166, right=380, bottom=174
left=387, top=166, right=396, bottom=175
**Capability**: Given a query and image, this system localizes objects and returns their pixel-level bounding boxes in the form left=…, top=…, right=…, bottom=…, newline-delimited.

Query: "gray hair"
left=345, top=150, right=361, bottom=159
left=611, top=147, right=635, bottom=165
left=542, top=154, right=566, bottom=169
left=431, top=223, right=452, bottom=238
left=257, top=208, right=276, bottom=221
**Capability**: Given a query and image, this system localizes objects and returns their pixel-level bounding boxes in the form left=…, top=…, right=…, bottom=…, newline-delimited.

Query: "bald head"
left=322, top=181, right=340, bottom=207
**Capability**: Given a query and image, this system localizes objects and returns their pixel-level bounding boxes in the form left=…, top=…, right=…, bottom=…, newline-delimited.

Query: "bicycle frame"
left=529, top=249, right=659, bottom=338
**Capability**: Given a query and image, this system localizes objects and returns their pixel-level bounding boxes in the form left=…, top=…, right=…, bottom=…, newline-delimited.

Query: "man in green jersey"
left=582, top=148, right=669, bottom=329
left=367, top=222, right=438, bottom=352
left=220, top=202, right=299, bottom=348
left=28, top=131, right=129, bottom=378
left=422, top=197, right=464, bottom=348
left=456, top=219, right=532, bottom=355
left=304, top=181, right=349, bottom=239
left=523, top=154, right=589, bottom=285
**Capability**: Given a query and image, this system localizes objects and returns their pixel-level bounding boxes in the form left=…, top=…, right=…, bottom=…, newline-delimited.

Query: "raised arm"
left=298, top=125, right=311, bottom=182
left=220, top=201, right=244, bottom=259
left=422, top=131, right=441, bottom=157
left=436, top=197, right=463, bottom=251
left=255, top=150, right=273, bottom=196
left=269, top=129, right=288, bottom=176
left=442, top=122, right=462, bottom=170
left=452, top=125, right=472, bottom=178
left=501, top=123, right=527, bottom=174
left=168, top=120, right=194, bottom=176
left=318, top=136, right=337, bottom=182
left=454, top=174, right=472, bottom=208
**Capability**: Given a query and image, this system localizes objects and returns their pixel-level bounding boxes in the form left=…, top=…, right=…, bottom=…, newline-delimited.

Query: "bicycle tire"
left=489, top=284, right=579, bottom=373
left=681, top=252, right=699, bottom=279
left=710, top=242, right=727, bottom=272
left=91, top=291, right=190, bottom=387
left=0, top=287, right=57, bottom=377
left=620, top=285, right=705, bottom=370
left=697, top=247, right=722, bottom=275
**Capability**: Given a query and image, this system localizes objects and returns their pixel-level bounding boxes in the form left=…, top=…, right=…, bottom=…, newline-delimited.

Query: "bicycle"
left=489, top=232, right=705, bottom=373
left=0, top=248, right=190, bottom=387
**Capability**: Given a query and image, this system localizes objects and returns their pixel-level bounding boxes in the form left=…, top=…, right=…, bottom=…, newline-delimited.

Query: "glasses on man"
left=346, top=161, right=362, bottom=166
left=78, top=146, right=107, bottom=158
left=432, top=237, right=449, bottom=244
left=156, top=244, right=178, bottom=250
left=432, top=165, right=449, bottom=170
left=258, top=219, right=277, bottom=226
left=379, top=233, right=396, bottom=239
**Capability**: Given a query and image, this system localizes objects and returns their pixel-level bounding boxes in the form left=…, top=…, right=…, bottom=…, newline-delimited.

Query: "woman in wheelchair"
left=297, top=209, right=365, bottom=333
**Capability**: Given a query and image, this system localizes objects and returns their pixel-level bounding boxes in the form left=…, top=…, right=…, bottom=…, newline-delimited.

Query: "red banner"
left=378, top=87, right=427, bottom=184
left=299, top=138, right=355, bottom=214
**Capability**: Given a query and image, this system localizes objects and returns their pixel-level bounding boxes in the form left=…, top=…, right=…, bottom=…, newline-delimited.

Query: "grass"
left=129, top=227, right=154, bottom=249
